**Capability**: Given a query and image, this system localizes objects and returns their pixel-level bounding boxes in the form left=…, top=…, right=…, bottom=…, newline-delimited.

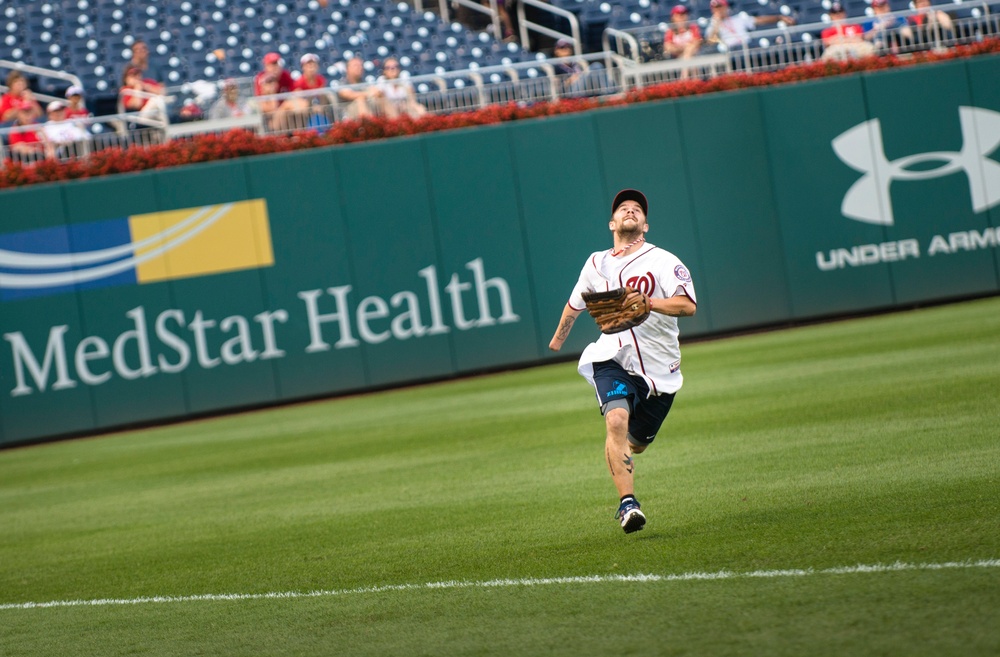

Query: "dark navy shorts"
left=592, top=359, right=675, bottom=447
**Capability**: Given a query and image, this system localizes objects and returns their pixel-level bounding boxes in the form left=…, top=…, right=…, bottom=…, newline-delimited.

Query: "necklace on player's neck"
left=610, top=236, right=645, bottom=257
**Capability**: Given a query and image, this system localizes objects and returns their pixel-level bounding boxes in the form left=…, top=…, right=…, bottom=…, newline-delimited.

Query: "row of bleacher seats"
left=1, top=0, right=536, bottom=105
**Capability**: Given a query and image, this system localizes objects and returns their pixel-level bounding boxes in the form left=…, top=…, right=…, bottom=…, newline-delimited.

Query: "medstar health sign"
left=0, top=201, right=275, bottom=396
left=0, top=200, right=274, bottom=301
left=0, top=199, right=520, bottom=401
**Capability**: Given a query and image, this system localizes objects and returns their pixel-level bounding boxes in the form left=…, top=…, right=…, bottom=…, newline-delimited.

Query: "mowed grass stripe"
left=1, top=296, right=998, bottom=656
left=2, top=559, right=999, bottom=611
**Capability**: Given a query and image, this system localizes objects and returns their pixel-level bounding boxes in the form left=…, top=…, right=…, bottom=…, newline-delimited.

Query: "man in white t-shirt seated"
left=704, top=0, right=794, bottom=50
left=42, top=101, right=89, bottom=155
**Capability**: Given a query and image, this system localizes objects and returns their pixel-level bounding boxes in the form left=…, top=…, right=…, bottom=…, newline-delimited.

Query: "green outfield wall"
left=2, top=56, right=999, bottom=446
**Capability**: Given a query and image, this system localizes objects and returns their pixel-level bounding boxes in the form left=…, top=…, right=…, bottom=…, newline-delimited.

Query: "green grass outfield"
left=2, top=297, right=999, bottom=657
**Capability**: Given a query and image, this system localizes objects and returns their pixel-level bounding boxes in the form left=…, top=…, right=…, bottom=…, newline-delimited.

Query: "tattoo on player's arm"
left=556, top=315, right=575, bottom=340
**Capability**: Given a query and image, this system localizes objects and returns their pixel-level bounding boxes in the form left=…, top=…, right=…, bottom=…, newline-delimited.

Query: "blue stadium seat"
left=0, top=0, right=530, bottom=112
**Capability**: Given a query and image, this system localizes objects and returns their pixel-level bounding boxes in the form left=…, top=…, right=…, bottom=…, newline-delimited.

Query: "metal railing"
left=439, top=0, right=504, bottom=43
left=517, top=0, right=584, bottom=54
left=158, top=57, right=619, bottom=137
left=0, top=112, right=167, bottom=168
left=605, top=0, right=999, bottom=75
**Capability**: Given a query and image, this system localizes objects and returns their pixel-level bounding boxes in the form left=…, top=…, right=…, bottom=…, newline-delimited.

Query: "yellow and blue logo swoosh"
left=0, top=200, right=273, bottom=302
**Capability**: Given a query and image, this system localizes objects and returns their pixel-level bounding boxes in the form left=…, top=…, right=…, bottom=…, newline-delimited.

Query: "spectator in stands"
left=6, top=101, right=52, bottom=159
left=863, top=0, right=907, bottom=53
left=705, top=0, right=794, bottom=50
left=821, top=2, right=875, bottom=60
left=294, top=54, right=328, bottom=95
left=1, top=71, right=43, bottom=127
left=253, top=52, right=295, bottom=96
left=906, top=0, right=955, bottom=49
left=118, top=39, right=164, bottom=95
left=336, top=57, right=381, bottom=119
left=269, top=54, right=332, bottom=130
left=252, top=75, right=283, bottom=131
left=375, top=57, right=426, bottom=119
left=42, top=100, right=89, bottom=157
left=496, top=0, right=518, bottom=43
left=553, top=39, right=585, bottom=93
left=120, top=66, right=168, bottom=121
left=663, top=5, right=704, bottom=76
left=64, top=85, right=92, bottom=119
left=209, top=79, right=254, bottom=119
left=552, top=39, right=606, bottom=97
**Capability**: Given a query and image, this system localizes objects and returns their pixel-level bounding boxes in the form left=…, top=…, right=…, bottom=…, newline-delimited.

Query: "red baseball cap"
left=710, top=0, right=729, bottom=7
left=612, top=189, right=648, bottom=216
left=263, top=52, right=280, bottom=64
left=671, top=4, right=690, bottom=14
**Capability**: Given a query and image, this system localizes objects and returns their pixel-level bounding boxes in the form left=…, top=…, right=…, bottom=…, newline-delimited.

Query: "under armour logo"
left=832, top=106, right=1000, bottom=226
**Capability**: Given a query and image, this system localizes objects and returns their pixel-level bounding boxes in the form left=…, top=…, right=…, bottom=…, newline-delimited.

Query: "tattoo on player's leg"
left=623, top=453, right=634, bottom=474
left=605, top=445, right=616, bottom=476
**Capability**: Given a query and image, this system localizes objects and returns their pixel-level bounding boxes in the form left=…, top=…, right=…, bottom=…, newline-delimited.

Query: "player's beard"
left=616, top=220, right=643, bottom=243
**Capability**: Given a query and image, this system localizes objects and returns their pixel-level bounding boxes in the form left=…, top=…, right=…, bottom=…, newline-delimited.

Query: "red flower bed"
left=3, top=40, right=999, bottom=189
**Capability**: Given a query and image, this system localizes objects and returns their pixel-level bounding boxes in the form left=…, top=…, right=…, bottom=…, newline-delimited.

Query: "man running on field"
left=549, top=188, right=697, bottom=534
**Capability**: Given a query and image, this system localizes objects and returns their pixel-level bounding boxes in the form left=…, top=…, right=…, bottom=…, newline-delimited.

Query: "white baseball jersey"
left=569, top=243, right=696, bottom=396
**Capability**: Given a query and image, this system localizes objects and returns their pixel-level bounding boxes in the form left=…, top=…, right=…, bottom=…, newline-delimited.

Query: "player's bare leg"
left=605, top=407, right=646, bottom=533
left=604, top=408, right=635, bottom=496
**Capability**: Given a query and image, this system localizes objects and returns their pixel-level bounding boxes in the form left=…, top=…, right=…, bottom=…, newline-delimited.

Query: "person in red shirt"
left=117, top=39, right=164, bottom=95
left=119, top=66, right=168, bottom=120
left=272, top=54, right=332, bottom=130
left=906, top=0, right=955, bottom=48
left=253, top=52, right=295, bottom=96
left=64, top=85, right=92, bottom=119
left=821, top=2, right=875, bottom=59
left=663, top=5, right=704, bottom=77
left=1, top=71, right=43, bottom=126
left=5, top=101, right=52, bottom=161
left=294, top=53, right=327, bottom=93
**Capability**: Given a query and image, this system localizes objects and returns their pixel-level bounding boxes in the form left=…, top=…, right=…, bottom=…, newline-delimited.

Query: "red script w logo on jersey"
left=626, top=272, right=656, bottom=296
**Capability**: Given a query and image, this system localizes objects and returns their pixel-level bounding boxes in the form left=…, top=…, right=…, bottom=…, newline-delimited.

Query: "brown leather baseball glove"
left=581, top=287, right=652, bottom=334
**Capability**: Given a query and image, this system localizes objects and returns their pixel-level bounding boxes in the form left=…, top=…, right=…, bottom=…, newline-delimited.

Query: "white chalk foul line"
left=3, top=559, right=998, bottom=611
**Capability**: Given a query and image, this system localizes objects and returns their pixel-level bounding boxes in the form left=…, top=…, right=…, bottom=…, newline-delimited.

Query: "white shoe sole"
left=620, top=508, right=646, bottom=534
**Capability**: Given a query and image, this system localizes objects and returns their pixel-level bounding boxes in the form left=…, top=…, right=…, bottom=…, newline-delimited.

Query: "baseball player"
left=548, top=189, right=697, bottom=534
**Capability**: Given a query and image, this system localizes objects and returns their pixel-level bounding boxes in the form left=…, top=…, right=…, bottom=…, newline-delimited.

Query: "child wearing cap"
left=64, top=86, right=92, bottom=119
left=253, top=53, right=294, bottom=96
left=267, top=54, right=331, bottom=130
left=663, top=5, right=704, bottom=68
left=293, top=54, right=328, bottom=93
left=42, top=101, right=89, bottom=154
